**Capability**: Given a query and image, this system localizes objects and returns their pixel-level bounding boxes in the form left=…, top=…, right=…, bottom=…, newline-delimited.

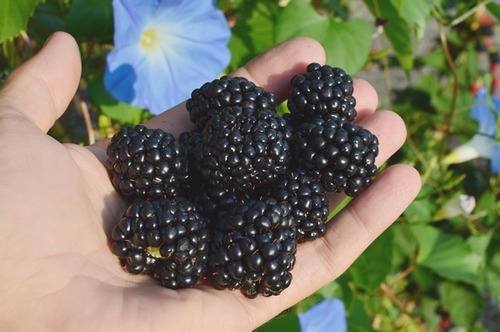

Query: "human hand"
left=0, top=32, right=421, bottom=331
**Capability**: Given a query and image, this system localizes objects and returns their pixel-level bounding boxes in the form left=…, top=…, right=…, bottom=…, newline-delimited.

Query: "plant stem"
left=448, top=1, right=491, bottom=28
left=380, top=283, right=426, bottom=332
left=437, top=23, right=459, bottom=173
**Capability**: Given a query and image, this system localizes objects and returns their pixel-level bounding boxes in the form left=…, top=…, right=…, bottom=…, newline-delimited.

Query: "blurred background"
left=1, top=0, right=499, bottom=330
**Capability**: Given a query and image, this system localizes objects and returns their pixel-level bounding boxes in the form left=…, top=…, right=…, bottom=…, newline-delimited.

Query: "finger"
left=241, top=164, right=421, bottom=329
left=353, top=79, right=379, bottom=121
left=327, top=110, right=407, bottom=209
left=0, top=32, right=81, bottom=133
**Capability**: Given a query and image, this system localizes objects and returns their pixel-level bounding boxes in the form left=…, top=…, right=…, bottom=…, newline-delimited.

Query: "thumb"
left=0, top=31, right=82, bottom=132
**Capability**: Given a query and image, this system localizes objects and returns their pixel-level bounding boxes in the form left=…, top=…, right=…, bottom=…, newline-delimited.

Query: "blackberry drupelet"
left=260, top=169, right=329, bottom=242
left=177, top=130, right=204, bottom=185
left=288, top=63, right=356, bottom=123
left=193, top=182, right=253, bottom=222
left=110, top=198, right=210, bottom=289
left=208, top=197, right=297, bottom=298
left=194, top=106, right=292, bottom=191
left=186, top=76, right=277, bottom=131
left=293, top=115, right=379, bottom=196
left=107, top=125, right=190, bottom=201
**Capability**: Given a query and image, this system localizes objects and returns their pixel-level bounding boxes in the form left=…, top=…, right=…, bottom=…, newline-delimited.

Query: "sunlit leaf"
left=487, top=2, right=500, bottom=21
left=228, top=0, right=280, bottom=71
left=400, top=0, right=431, bottom=40
left=0, top=0, right=43, bottom=43
left=438, top=281, right=483, bottom=328
left=363, top=0, right=414, bottom=71
left=414, top=225, right=482, bottom=285
left=276, top=0, right=372, bottom=75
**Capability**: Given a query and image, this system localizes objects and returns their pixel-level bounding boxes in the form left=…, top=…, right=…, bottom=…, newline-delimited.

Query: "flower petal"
left=298, top=298, right=347, bottom=332
left=104, top=45, right=143, bottom=105
left=112, top=0, right=158, bottom=46
left=105, top=0, right=231, bottom=114
left=435, top=194, right=476, bottom=220
left=443, top=134, right=500, bottom=174
left=470, top=87, right=497, bottom=136
left=491, top=95, right=500, bottom=116
left=490, top=144, right=500, bottom=175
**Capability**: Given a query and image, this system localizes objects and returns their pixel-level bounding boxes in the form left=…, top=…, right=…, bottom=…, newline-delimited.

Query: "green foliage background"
left=1, top=0, right=500, bottom=330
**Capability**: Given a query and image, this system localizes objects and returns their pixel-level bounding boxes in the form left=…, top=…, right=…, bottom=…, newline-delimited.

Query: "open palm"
left=0, top=32, right=421, bottom=331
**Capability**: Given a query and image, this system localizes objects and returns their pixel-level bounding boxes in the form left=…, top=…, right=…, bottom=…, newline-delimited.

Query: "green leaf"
left=66, top=0, right=113, bottom=40
left=276, top=0, right=372, bottom=75
left=476, top=193, right=498, bottom=227
left=399, top=0, right=431, bottom=41
left=228, top=0, right=280, bottom=71
left=257, top=310, right=300, bottom=332
left=487, top=2, right=500, bottom=21
left=347, top=295, right=375, bottom=332
left=29, top=2, right=66, bottom=40
left=0, top=0, right=44, bottom=43
left=418, top=49, right=447, bottom=72
left=486, top=250, right=500, bottom=300
left=87, top=76, right=147, bottom=125
left=403, top=198, right=436, bottom=224
left=468, top=232, right=493, bottom=264
left=349, top=228, right=393, bottom=291
left=438, top=281, right=483, bottom=328
left=363, top=0, right=414, bottom=71
left=413, top=225, right=482, bottom=285
left=391, top=223, right=418, bottom=268
left=411, top=265, right=439, bottom=292
left=316, top=280, right=343, bottom=300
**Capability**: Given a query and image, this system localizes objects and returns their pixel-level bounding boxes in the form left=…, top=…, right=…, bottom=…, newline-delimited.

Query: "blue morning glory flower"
left=443, top=87, right=500, bottom=174
left=104, top=0, right=231, bottom=115
left=443, top=134, right=500, bottom=174
left=469, top=87, right=499, bottom=136
left=298, top=298, right=347, bottom=332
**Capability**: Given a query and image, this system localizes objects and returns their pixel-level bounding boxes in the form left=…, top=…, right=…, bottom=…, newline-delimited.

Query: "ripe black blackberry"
left=193, top=182, right=253, bottom=222
left=110, top=198, right=209, bottom=289
left=208, top=197, right=297, bottom=298
left=260, top=169, right=329, bottom=242
left=106, top=125, right=190, bottom=201
left=293, top=115, right=379, bottom=196
left=288, top=63, right=356, bottom=123
left=186, top=76, right=277, bottom=131
left=194, top=106, right=292, bottom=191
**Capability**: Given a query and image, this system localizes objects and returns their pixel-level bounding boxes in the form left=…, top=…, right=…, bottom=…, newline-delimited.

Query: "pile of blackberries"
left=107, top=63, right=379, bottom=298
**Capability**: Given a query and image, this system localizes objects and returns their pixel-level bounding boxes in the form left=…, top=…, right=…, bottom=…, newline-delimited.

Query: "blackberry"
left=110, top=198, right=209, bottom=289
left=260, top=169, right=329, bottom=242
left=194, top=106, right=292, bottom=191
left=177, top=130, right=204, bottom=185
left=107, top=125, right=190, bottom=201
left=208, top=197, right=297, bottom=298
left=288, top=63, right=356, bottom=123
left=193, top=182, right=253, bottom=222
left=186, top=76, right=277, bottom=130
left=293, top=115, right=379, bottom=196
